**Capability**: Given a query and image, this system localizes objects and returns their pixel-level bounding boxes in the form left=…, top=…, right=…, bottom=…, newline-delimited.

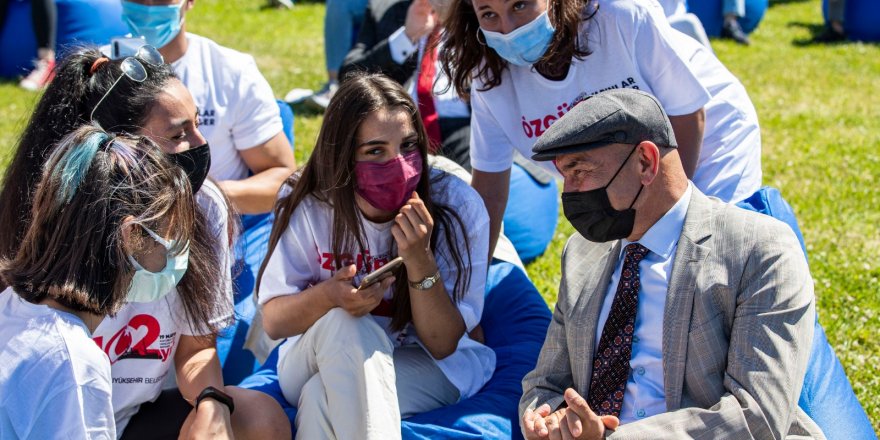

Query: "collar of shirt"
left=622, top=182, right=693, bottom=259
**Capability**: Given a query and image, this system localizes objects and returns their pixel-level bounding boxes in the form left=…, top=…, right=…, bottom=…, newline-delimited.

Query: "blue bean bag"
left=217, top=100, right=294, bottom=384
left=503, top=163, right=559, bottom=264
left=822, top=0, right=880, bottom=42
left=237, top=260, right=552, bottom=439
left=0, top=0, right=127, bottom=78
left=736, top=187, right=875, bottom=440
left=687, top=0, right=767, bottom=37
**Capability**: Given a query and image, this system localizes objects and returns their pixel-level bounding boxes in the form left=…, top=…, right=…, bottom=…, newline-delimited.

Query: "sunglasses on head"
left=90, top=45, right=164, bottom=121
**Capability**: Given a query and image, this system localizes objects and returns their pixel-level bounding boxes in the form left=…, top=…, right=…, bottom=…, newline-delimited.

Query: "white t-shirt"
left=0, top=289, right=116, bottom=440
left=470, top=0, right=762, bottom=202
left=172, top=33, right=284, bottom=182
left=91, top=181, right=234, bottom=435
left=656, top=0, right=687, bottom=17
left=259, top=169, right=496, bottom=399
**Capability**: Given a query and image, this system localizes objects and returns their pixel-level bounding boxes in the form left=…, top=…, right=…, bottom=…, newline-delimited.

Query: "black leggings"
left=0, top=0, right=56, bottom=51
left=119, top=389, right=193, bottom=440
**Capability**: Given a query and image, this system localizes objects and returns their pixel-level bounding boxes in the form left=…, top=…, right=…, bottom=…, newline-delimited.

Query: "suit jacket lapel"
left=571, top=240, right=621, bottom=393
left=663, top=190, right=713, bottom=411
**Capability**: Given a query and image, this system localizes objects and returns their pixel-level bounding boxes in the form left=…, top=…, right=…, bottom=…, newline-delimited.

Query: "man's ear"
left=636, top=140, right=661, bottom=186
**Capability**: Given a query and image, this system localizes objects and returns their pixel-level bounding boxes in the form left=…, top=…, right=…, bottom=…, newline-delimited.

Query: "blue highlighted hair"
left=52, top=131, right=110, bottom=204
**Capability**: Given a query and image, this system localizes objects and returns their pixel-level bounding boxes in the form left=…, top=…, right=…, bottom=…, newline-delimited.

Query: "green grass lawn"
left=0, top=0, right=877, bottom=432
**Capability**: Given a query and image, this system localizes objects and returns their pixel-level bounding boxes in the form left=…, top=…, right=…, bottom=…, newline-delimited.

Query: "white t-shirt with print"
left=91, top=181, right=234, bottom=436
left=0, top=289, right=116, bottom=440
left=470, top=0, right=762, bottom=202
left=259, top=169, right=496, bottom=399
left=172, top=33, right=284, bottom=182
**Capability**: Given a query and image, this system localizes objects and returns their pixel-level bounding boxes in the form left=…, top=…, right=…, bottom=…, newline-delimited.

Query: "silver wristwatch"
left=409, top=270, right=441, bottom=290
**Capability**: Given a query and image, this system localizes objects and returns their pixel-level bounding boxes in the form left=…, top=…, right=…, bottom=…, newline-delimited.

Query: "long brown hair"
left=439, top=0, right=594, bottom=101
left=0, top=125, right=196, bottom=316
left=0, top=48, right=231, bottom=334
left=257, top=73, right=472, bottom=332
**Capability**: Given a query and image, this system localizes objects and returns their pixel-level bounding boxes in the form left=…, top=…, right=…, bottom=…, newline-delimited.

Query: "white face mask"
left=126, top=225, right=189, bottom=303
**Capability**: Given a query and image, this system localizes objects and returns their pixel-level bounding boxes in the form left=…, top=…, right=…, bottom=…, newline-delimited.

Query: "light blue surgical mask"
left=481, top=11, right=556, bottom=67
left=127, top=225, right=189, bottom=303
left=121, top=0, right=187, bottom=50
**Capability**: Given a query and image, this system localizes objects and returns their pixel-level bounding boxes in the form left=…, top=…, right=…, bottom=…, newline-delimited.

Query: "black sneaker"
left=812, top=26, right=847, bottom=43
left=721, top=20, right=751, bottom=45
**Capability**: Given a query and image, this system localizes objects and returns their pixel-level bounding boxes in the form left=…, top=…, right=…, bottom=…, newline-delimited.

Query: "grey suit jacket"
left=521, top=190, right=825, bottom=439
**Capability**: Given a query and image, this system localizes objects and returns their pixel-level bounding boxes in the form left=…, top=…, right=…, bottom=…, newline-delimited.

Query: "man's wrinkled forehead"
left=553, top=149, right=604, bottom=172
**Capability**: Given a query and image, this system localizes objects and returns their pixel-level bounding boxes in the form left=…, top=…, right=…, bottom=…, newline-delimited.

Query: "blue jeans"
left=324, top=0, right=368, bottom=73
left=722, top=0, right=745, bottom=17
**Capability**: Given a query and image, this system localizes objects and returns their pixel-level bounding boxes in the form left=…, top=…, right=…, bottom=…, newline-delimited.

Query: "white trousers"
left=277, top=308, right=459, bottom=440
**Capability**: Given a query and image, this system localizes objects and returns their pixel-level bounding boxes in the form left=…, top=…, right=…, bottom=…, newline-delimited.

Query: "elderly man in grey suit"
left=519, top=89, right=824, bottom=440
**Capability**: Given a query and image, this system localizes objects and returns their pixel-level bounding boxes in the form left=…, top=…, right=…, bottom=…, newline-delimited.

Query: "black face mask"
left=168, top=143, right=211, bottom=194
left=561, top=145, right=644, bottom=243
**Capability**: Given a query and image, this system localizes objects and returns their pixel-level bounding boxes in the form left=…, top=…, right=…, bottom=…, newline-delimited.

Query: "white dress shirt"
left=388, top=27, right=470, bottom=118
left=594, top=183, right=693, bottom=424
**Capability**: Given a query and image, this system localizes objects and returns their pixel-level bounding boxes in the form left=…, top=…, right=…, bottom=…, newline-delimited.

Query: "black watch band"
left=196, top=386, right=235, bottom=415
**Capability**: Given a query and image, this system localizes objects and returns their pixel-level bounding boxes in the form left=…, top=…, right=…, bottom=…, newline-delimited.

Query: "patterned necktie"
left=587, top=243, right=649, bottom=417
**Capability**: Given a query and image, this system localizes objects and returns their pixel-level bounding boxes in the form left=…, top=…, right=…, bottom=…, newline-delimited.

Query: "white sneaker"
left=284, top=88, right=314, bottom=104
left=19, top=57, right=56, bottom=91
left=267, top=0, right=293, bottom=9
left=305, top=81, right=338, bottom=112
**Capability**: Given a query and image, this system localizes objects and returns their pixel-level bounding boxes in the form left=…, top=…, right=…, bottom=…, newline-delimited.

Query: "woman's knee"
left=226, top=387, right=291, bottom=440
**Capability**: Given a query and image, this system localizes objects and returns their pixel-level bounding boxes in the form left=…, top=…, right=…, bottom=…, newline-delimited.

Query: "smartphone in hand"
left=358, top=257, right=404, bottom=290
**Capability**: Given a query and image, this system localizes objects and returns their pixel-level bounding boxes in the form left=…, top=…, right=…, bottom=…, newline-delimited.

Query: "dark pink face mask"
left=354, top=150, right=423, bottom=212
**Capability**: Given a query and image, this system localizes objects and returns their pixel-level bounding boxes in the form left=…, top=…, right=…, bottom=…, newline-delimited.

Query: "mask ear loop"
left=603, top=143, right=640, bottom=189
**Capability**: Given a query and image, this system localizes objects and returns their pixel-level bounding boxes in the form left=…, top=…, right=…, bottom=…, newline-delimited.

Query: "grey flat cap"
left=531, top=89, right=678, bottom=161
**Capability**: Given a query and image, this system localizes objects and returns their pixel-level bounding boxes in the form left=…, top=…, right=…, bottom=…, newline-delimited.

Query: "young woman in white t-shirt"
left=0, top=47, right=290, bottom=439
left=440, top=0, right=763, bottom=254
left=0, top=125, right=197, bottom=440
left=257, top=73, right=495, bottom=439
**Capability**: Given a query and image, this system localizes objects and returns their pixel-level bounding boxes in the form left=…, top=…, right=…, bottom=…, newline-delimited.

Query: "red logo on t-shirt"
left=520, top=78, right=640, bottom=139
left=93, top=314, right=175, bottom=364
left=320, top=250, right=391, bottom=275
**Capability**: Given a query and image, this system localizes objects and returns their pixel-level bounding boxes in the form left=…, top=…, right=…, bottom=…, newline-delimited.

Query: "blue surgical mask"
left=121, top=0, right=186, bottom=50
left=127, top=225, right=189, bottom=303
left=481, top=11, right=556, bottom=67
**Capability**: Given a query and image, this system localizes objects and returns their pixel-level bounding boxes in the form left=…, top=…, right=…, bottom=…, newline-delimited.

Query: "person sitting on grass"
left=0, top=47, right=290, bottom=440
left=520, top=88, right=823, bottom=439
left=120, top=0, right=297, bottom=214
left=0, top=125, right=196, bottom=439
left=256, top=73, right=495, bottom=439
left=439, top=0, right=764, bottom=261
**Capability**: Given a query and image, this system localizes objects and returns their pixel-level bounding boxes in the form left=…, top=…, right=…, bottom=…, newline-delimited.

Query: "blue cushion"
left=736, top=187, right=875, bottom=440
left=218, top=212, right=274, bottom=385
left=276, top=99, right=295, bottom=144
left=218, top=101, right=292, bottom=383
left=823, top=0, right=880, bottom=42
left=503, top=164, right=559, bottom=264
left=237, top=260, right=552, bottom=439
left=0, top=0, right=128, bottom=78
left=688, top=0, right=767, bottom=37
